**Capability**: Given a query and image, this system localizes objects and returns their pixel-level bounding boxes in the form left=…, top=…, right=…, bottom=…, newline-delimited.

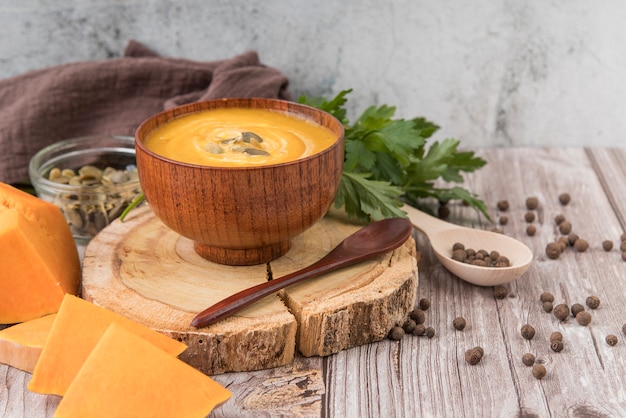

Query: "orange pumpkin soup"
left=143, top=108, right=337, bottom=167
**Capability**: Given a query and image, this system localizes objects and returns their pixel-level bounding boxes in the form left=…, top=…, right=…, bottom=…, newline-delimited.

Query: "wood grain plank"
left=324, top=147, right=626, bottom=417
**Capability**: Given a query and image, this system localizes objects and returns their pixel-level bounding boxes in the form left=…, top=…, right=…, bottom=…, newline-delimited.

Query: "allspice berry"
left=532, top=364, right=547, bottom=379
left=602, top=240, right=613, bottom=251
left=410, top=309, right=426, bottom=324
left=586, top=295, right=600, bottom=310
left=521, top=324, right=536, bottom=340
left=465, top=347, right=483, bottom=365
left=550, top=340, right=564, bottom=352
left=388, top=326, right=405, bottom=340
left=402, top=319, right=417, bottom=333
left=525, top=212, right=536, bottom=223
left=573, top=239, right=589, bottom=252
left=526, top=225, right=537, bottom=236
left=526, top=196, right=539, bottom=210
left=550, top=331, right=563, bottom=342
left=554, top=214, right=566, bottom=225
left=540, top=292, right=555, bottom=303
left=558, top=221, right=573, bottom=235
left=545, top=243, right=561, bottom=260
left=497, top=200, right=510, bottom=211
left=412, top=324, right=426, bottom=336
left=493, top=285, right=508, bottom=299
left=499, top=216, right=509, bottom=225
left=522, top=353, right=535, bottom=367
left=570, top=303, right=585, bottom=317
left=542, top=302, right=554, bottom=313
left=419, top=298, right=431, bottom=310
left=553, top=304, right=570, bottom=321
left=453, top=317, right=467, bottom=331
left=424, top=327, right=436, bottom=338
left=606, top=334, right=618, bottom=346
left=558, top=193, right=571, bottom=205
left=575, top=311, right=592, bottom=326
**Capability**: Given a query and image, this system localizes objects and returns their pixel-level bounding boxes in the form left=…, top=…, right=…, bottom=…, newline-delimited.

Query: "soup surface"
left=143, top=108, right=337, bottom=167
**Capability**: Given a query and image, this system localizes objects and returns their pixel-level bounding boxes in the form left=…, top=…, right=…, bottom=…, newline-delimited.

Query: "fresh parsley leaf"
left=298, top=90, right=491, bottom=223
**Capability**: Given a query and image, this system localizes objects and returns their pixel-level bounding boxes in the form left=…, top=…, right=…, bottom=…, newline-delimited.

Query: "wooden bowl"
left=135, top=98, right=344, bottom=266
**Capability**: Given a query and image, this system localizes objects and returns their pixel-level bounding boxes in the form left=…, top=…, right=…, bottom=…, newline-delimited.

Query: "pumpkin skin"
left=54, top=323, right=231, bottom=418
left=0, top=182, right=80, bottom=324
left=28, top=294, right=187, bottom=396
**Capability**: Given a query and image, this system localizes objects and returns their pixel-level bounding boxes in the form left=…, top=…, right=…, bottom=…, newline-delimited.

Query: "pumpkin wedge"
left=0, top=313, right=56, bottom=373
left=54, top=323, right=231, bottom=418
left=0, top=182, right=80, bottom=324
left=29, top=294, right=187, bottom=396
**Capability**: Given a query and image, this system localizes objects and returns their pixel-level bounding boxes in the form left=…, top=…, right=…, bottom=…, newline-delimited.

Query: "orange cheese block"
left=29, top=294, right=187, bottom=396
left=0, top=182, right=80, bottom=324
left=0, top=313, right=56, bottom=373
left=54, top=323, right=231, bottom=418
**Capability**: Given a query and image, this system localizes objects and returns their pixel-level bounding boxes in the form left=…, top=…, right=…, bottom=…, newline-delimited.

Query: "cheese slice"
left=0, top=314, right=56, bottom=373
left=28, top=294, right=187, bottom=396
left=0, top=182, right=80, bottom=323
left=54, top=323, right=231, bottom=418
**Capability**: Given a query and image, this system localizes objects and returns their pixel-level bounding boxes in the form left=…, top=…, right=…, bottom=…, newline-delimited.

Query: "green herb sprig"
left=298, top=89, right=490, bottom=222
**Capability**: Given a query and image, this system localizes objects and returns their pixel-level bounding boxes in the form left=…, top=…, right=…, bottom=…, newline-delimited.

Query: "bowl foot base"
left=194, top=240, right=291, bottom=266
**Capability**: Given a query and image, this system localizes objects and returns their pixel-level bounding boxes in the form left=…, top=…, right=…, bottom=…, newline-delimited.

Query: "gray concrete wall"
left=2, top=0, right=625, bottom=148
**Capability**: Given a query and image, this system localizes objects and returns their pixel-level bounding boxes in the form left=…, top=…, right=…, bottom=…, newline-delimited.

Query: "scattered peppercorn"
left=438, top=205, right=450, bottom=219
left=493, top=286, right=508, bottom=299
left=567, top=233, right=579, bottom=246
left=570, top=303, right=585, bottom=317
left=525, top=212, right=536, bottom=223
left=497, top=200, right=510, bottom=211
left=450, top=245, right=511, bottom=267
left=532, top=364, right=547, bottom=379
left=559, top=221, right=573, bottom=235
left=550, top=340, right=564, bottom=352
left=388, top=326, right=405, bottom=340
left=419, top=298, right=431, bottom=311
left=556, top=237, right=568, bottom=252
left=522, top=353, right=535, bottom=367
left=573, top=239, right=589, bottom=252
left=586, top=296, right=600, bottom=310
left=553, top=304, right=570, bottom=321
left=554, top=214, right=566, bottom=225
left=453, top=317, right=467, bottom=331
left=474, top=346, right=485, bottom=357
left=575, top=311, right=592, bottom=326
left=545, top=242, right=561, bottom=260
left=558, top=193, right=571, bottom=205
left=602, top=240, right=613, bottom=251
left=526, top=197, right=539, bottom=210
left=464, top=347, right=483, bottom=365
left=606, top=334, right=618, bottom=346
left=521, top=324, right=536, bottom=340
left=540, top=292, right=555, bottom=303
left=499, top=216, right=509, bottom=225
left=526, top=225, right=537, bottom=236
left=550, top=331, right=563, bottom=342
left=409, top=309, right=426, bottom=324
left=412, top=324, right=426, bottom=336
left=424, top=327, right=436, bottom=338
left=542, top=302, right=554, bottom=313
left=402, top=319, right=417, bottom=333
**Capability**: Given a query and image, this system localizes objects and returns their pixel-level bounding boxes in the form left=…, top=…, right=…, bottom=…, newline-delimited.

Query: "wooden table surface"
left=2, top=147, right=626, bottom=417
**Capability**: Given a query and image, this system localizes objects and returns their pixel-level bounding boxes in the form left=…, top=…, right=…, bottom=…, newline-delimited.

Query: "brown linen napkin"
left=0, top=40, right=291, bottom=184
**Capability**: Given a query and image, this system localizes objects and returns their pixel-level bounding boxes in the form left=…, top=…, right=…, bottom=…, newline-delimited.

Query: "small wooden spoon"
left=402, top=204, right=533, bottom=286
left=191, top=217, right=414, bottom=328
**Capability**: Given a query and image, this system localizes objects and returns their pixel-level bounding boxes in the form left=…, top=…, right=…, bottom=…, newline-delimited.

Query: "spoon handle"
left=190, top=246, right=356, bottom=328
left=401, top=204, right=456, bottom=235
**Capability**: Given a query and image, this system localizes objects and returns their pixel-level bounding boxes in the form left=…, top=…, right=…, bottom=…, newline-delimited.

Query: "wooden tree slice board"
left=81, top=205, right=419, bottom=374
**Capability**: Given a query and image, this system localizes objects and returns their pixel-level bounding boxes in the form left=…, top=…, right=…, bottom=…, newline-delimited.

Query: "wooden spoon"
left=403, top=204, right=533, bottom=286
left=191, top=217, right=414, bottom=328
